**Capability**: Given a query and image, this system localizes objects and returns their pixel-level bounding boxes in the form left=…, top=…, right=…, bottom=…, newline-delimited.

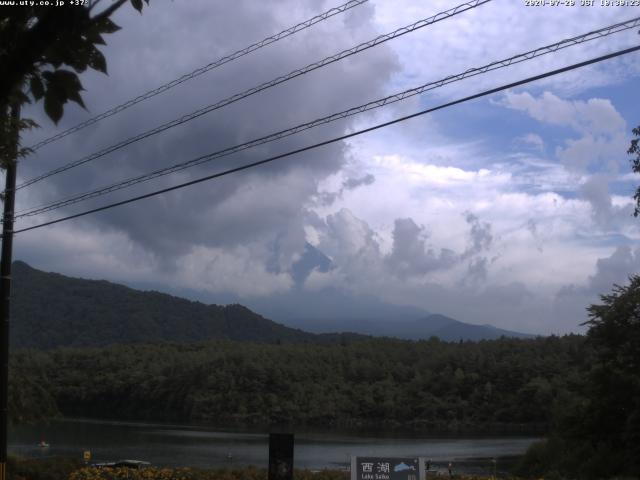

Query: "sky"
left=11, top=0, right=640, bottom=335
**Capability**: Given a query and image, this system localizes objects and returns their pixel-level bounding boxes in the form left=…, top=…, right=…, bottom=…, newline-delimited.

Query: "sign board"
left=351, top=457, right=425, bottom=480
left=83, top=450, right=91, bottom=462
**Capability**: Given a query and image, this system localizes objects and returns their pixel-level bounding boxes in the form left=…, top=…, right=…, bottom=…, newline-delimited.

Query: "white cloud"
left=370, top=0, right=640, bottom=98
left=501, top=91, right=626, bottom=135
left=178, top=245, right=294, bottom=298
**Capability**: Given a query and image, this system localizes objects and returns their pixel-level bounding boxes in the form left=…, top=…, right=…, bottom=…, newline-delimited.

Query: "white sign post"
left=351, top=457, right=425, bottom=480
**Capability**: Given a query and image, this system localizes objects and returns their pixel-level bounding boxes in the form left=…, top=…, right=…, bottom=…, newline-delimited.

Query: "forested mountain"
left=10, top=261, right=358, bottom=349
left=11, top=261, right=531, bottom=349
left=10, top=335, right=588, bottom=432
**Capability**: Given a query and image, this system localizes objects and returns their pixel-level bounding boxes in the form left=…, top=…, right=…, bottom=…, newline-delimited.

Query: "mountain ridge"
left=280, top=313, right=533, bottom=341
left=10, top=260, right=533, bottom=349
left=10, top=261, right=341, bottom=349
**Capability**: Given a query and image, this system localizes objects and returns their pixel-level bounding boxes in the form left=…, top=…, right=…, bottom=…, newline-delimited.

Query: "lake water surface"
left=9, top=419, right=539, bottom=473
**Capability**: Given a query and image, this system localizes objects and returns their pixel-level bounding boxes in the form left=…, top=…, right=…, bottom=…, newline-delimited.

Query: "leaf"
left=44, top=43, right=67, bottom=69
left=41, top=70, right=54, bottom=82
left=19, top=118, right=39, bottom=130
left=87, top=47, right=107, bottom=74
left=53, top=69, right=86, bottom=108
left=64, top=39, right=96, bottom=74
left=42, top=69, right=87, bottom=115
left=30, top=75, right=44, bottom=100
left=64, top=50, right=88, bottom=74
left=130, top=0, right=143, bottom=12
left=94, top=17, right=121, bottom=34
left=13, top=90, right=30, bottom=105
left=44, top=91, right=63, bottom=124
left=67, top=89, right=86, bottom=109
left=52, top=69, right=84, bottom=97
left=84, top=26, right=106, bottom=46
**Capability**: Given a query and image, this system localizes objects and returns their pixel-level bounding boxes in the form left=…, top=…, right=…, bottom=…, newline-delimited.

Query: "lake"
left=9, top=419, right=539, bottom=474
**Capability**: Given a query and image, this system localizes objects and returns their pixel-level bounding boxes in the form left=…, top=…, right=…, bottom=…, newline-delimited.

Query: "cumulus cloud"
left=498, top=89, right=633, bottom=234
left=578, top=174, right=633, bottom=229
left=12, top=0, right=640, bottom=337
left=466, top=257, right=488, bottom=284
left=501, top=91, right=625, bottom=135
left=179, top=245, right=294, bottom=298
left=463, top=212, right=493, bottom=257
left=500, top=91, right=628, bottom=173
left=343, top=173, right=375, bottom=191
left=587, top=245, right=640, bottom=295
left=553, top=245, right=640, bottom=331
left=385, top=218, right=456, bottom=278
left=18, top=0, right=398, bottom=262
left=372, top=0, right=640, bottom=100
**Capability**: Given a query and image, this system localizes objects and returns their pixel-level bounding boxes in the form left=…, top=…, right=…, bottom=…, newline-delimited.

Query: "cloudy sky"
left=12, top=0, right=640, bottom=334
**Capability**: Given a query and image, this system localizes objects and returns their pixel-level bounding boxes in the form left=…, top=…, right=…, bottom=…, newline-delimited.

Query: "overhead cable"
left=13, top=16, right=640, bottom=220
left=16, top=0, right=491, bottom=191
left=26, top=0, right=370, bottom=151
left=9, top=44, right=640, bottom=236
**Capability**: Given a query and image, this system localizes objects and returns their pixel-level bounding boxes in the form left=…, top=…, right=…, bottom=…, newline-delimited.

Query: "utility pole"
left=0, top=104, right=20, bottom=480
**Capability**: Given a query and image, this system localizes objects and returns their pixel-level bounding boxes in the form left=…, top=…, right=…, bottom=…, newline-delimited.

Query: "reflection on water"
left=9, top=419, right=539, bottom=470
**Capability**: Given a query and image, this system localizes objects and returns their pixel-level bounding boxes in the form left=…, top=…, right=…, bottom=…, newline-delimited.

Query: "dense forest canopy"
left=10, top=335, right=587, bottom=433
left=10, top=261, right=352, bottom=349
left=9, top=261, right=529, bottom=348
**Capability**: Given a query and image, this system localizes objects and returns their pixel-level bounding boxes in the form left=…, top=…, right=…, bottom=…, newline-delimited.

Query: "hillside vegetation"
left=10, top=261, right=359, bottom=349
left=11, top=335, right=587, bottom=432
left=11, top=261, right=531, bottom=347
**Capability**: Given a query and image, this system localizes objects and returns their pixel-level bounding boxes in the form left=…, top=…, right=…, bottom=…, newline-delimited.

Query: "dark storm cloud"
left=343, top=173, right=375, bottom=190
left=16, top=0, right=398, bottom=264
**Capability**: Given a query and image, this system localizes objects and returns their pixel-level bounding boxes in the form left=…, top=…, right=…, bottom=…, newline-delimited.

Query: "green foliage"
left=630, top=125, right=640, bottom=216
left=0, top=0, right=149, bottom=169
left=8, top=350, right=60, bottom=424
left=0, top=112, right=37, bottom=170
left=581, top=276, right=640, bottom=477
left=10, top=261, right=356, bottom=349
left=520, top=277, right=640, bottom=479
left=12, top=335, right=588, bottom=432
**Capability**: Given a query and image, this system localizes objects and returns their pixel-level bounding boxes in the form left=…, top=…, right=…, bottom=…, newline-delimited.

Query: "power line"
left=12, top=16, right=640, bottom=220
left=26, top=0, right=370, bottom=152
left=15, top=0, right=491, bottom=191
left=9, top=45, right=640, bottom=237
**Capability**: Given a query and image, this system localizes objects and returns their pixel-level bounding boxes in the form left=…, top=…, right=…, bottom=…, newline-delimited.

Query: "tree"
left=630, top=125, right=640, bottom=216
left=0, top=0, right=150, bottom=444
left=581, top=276, right=640, bottom=476
left=0, top=0, right=150, bottom=168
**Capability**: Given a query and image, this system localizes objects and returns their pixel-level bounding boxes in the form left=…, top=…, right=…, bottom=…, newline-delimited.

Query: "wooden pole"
left=0, top=104, right=20, bottom=480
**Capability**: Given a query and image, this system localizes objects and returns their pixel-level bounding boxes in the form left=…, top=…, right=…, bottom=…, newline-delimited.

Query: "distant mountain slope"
left=10, top=261, right=346, bottom=349
left=427, top=315, right=534, bottom=341
left=282, top=313, right=534, bottom=341
left=10, top=261, right=532, bottom=349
